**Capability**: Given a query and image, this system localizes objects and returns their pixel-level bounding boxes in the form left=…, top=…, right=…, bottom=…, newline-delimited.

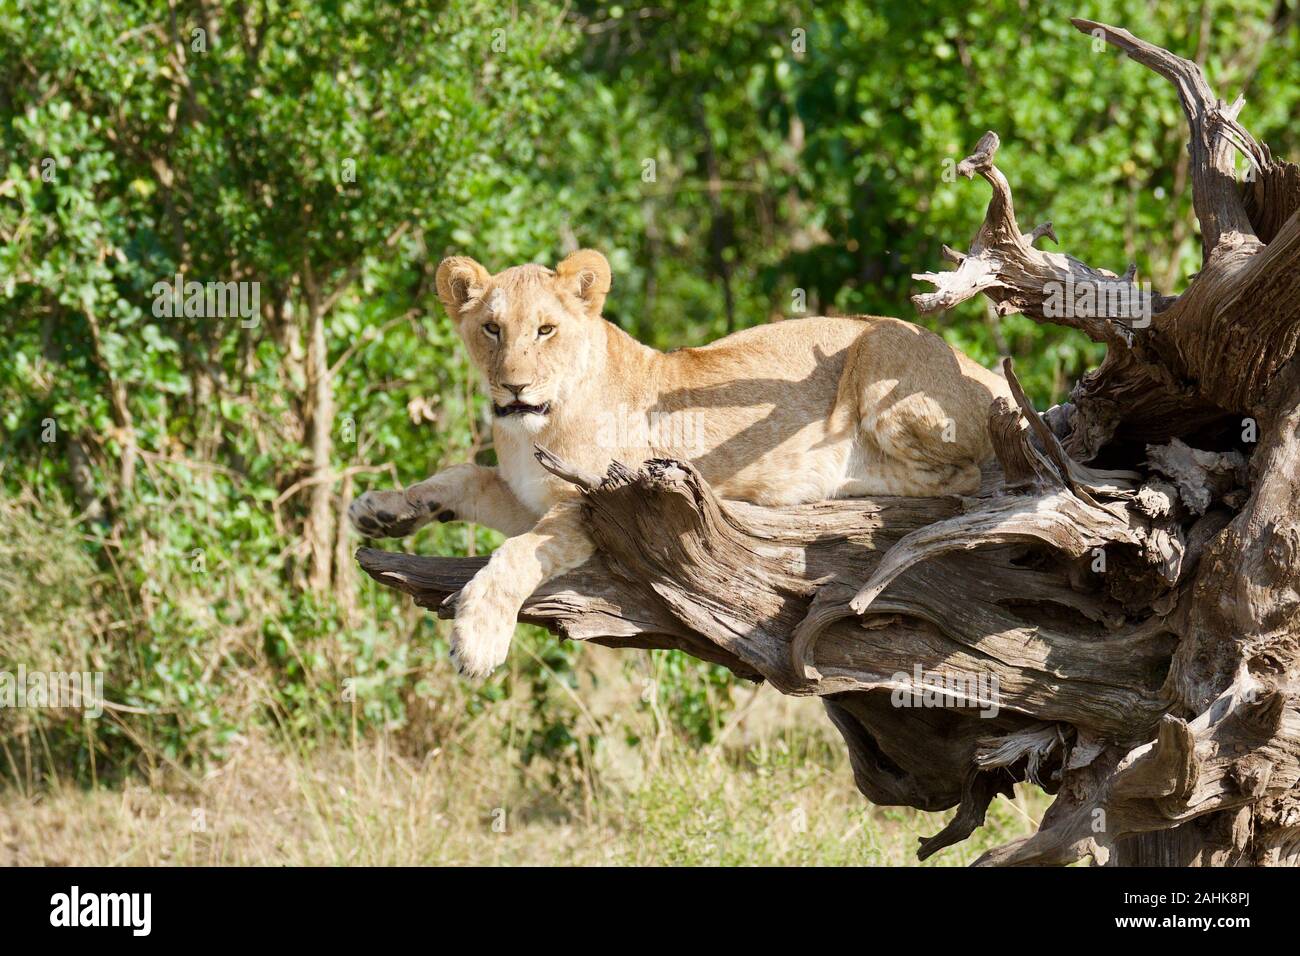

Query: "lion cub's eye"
left=538, top=325, right=555, bottom=337
left=482, top=322, right=501, bottom=338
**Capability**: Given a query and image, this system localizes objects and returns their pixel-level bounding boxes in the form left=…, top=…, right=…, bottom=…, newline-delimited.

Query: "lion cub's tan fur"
left=350, top=250, right=1010, bottom=677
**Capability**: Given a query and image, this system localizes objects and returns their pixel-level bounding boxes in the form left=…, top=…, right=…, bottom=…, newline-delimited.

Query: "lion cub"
left=350, top=250, right=1010, bottom=677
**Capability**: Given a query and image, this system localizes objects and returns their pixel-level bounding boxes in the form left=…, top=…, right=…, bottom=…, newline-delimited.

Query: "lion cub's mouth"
left=493, top=401, right=551, bottom=418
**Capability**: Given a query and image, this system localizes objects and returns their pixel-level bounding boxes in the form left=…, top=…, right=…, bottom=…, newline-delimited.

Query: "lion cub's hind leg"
left=845, top=321, right=1002, bottom=498
left=858, top=389, right=984, bottom=496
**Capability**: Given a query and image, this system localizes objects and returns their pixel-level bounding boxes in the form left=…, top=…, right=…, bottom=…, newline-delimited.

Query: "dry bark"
left=359, top=18, right=1300, bottom=866
left=302, top=260, right=336, bottom=594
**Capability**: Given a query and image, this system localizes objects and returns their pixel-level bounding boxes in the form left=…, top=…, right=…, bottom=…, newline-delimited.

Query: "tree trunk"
left=302, top=263, right=335, bottom=594
left=334, top=469, right=358, bottom=624
left=41, top=310, right=107, bottom=524
left=82, top=303, right=138, bottom=497
left=358, top=18, right=1300, bottom=865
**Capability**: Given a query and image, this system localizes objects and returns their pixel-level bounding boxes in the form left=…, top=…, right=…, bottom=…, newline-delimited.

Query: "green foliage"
left=560, top=0, right=1298, bottom=400
left=2, top=0, right=1297, bottom=784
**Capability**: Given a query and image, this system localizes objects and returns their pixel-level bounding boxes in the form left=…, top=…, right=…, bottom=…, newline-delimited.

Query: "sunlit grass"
left=1, top=682, right=1048, bottom=866
left=0, top=491, right=1048, bottom=866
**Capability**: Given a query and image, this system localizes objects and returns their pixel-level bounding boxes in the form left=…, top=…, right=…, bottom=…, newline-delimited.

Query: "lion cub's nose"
left=502, top=383, right=531, bottom=398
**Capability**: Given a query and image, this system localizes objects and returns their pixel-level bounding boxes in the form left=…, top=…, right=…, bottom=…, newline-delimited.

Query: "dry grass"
left=0, top=490, right=1051, bottom=867
left=1, top=676, right=1049, bottom=866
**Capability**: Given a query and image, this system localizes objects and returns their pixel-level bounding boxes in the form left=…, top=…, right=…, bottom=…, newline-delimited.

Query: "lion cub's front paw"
left=446, top=593, right=516, bottom=680
left=349, top=489, right=454, bottom=538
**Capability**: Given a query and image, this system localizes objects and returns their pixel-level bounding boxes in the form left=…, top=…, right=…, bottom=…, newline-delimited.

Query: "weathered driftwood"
left=360, top=18, right=1300, bottom=866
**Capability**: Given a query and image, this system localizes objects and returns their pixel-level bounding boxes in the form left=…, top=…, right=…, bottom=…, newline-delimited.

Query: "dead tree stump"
left=360, top=18, right=1300, bottom=866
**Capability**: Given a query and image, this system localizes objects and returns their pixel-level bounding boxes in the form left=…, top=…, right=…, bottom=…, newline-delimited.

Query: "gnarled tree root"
left=357, top=369, right=1243, bottom=864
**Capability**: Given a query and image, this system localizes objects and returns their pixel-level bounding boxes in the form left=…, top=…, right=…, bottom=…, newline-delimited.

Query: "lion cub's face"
left=436, top=250, right=612, bottom=433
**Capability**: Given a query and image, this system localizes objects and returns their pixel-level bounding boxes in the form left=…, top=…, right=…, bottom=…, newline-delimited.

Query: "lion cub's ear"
left=435, top=256, right=491, bottom=316
left=555, top=249, right=611, bottom=318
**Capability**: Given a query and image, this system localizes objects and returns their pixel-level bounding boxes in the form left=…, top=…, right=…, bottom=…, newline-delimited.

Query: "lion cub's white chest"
left=495, top=432, right=558, bottom=518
